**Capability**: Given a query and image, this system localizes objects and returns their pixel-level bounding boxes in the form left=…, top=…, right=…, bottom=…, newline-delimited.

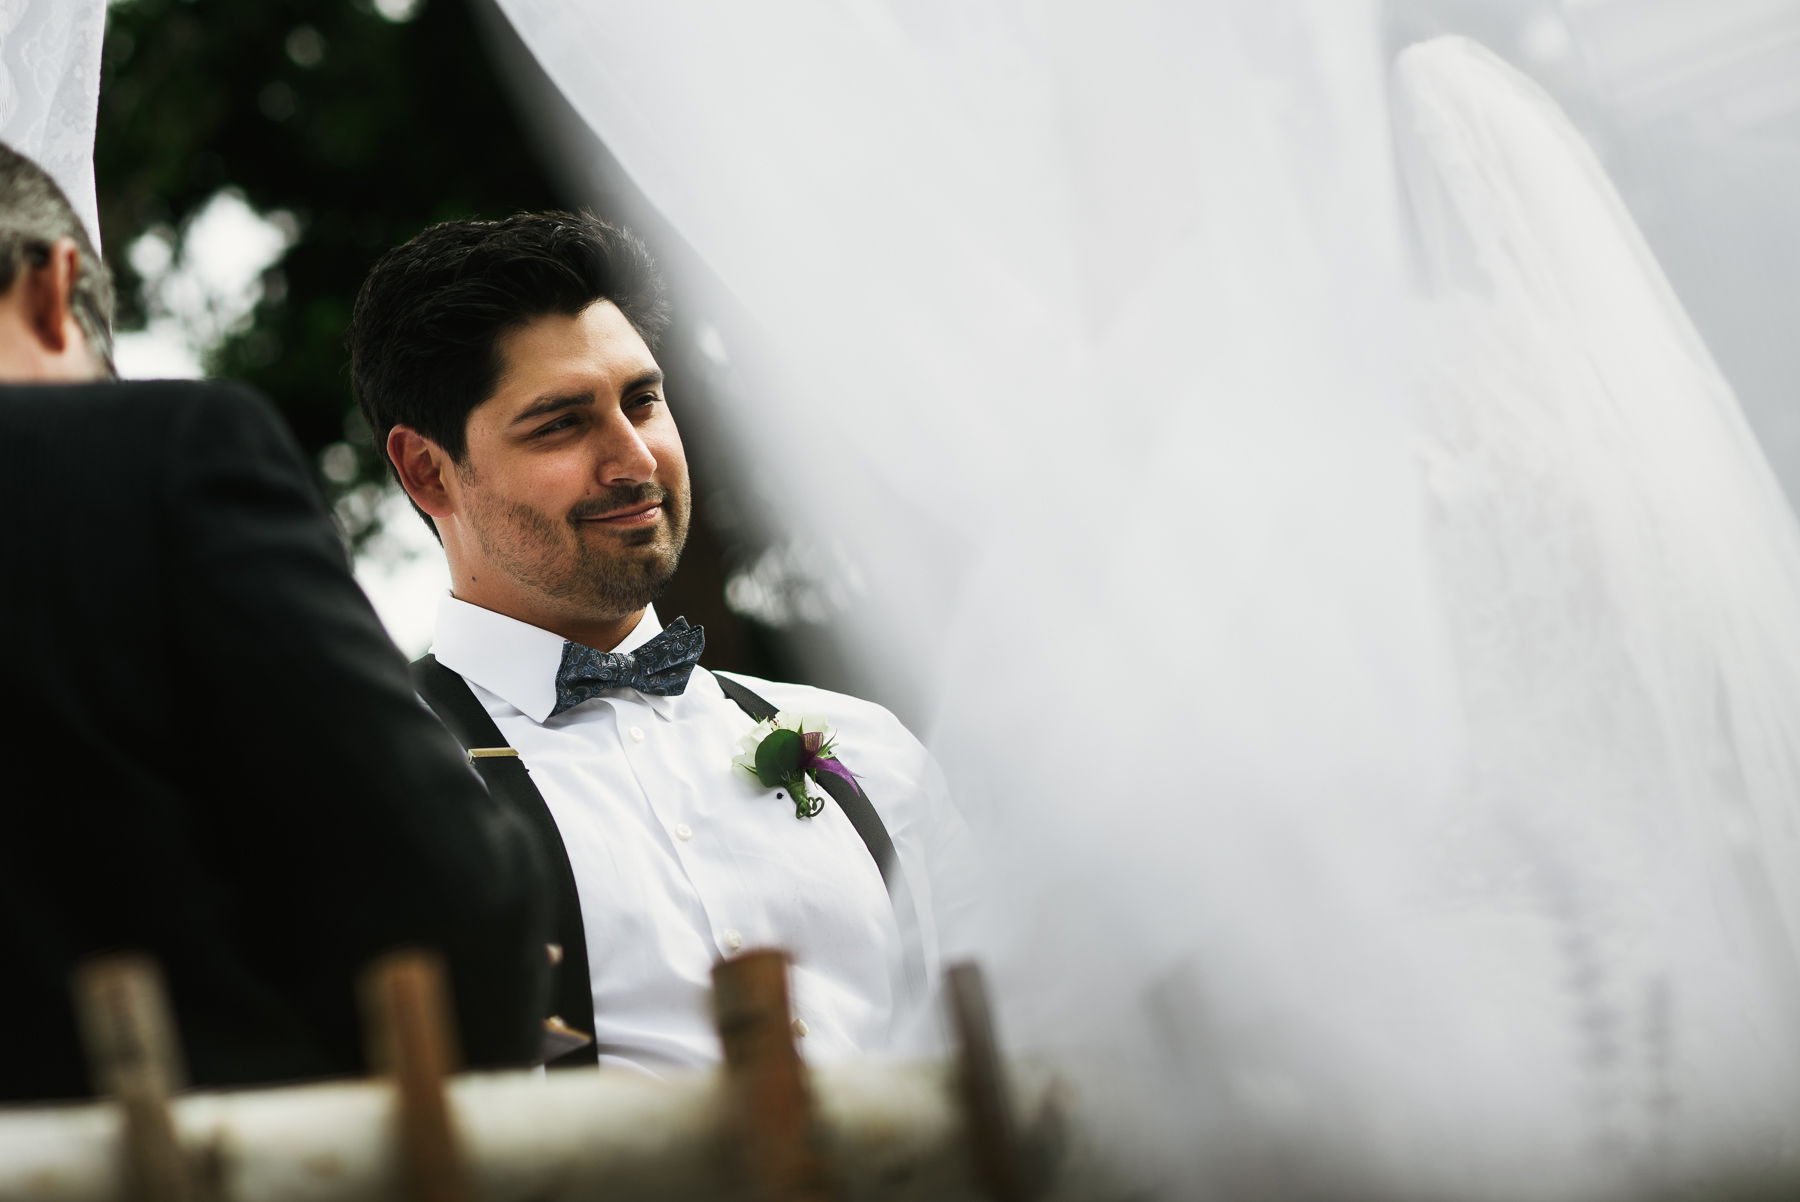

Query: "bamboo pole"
left=947, top=963, right=1029, bottom=1202
left=69, top=955, right=192, bottom=1202
left=359, top=951, right=470, bottom=1202
left=11, top=952, right=1068, bottom=1202
left=713, top=950, right=837, bottom=1202
left=0, top=1057, right=1064, bottom=1202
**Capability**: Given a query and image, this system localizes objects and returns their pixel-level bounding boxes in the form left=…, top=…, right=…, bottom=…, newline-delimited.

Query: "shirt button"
left=791, top=1018, right=809, bottom=1038
left=674, top=823, right=692, bottom=841
left=628, top=725, right=645, bottom=743
left=724, top=928, right=743, bottom=951
left=546, top=942, right=564, bottom=966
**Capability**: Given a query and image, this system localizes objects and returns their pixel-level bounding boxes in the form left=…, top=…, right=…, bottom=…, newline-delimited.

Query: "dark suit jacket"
left=0, top=380, right=549, bottom=1101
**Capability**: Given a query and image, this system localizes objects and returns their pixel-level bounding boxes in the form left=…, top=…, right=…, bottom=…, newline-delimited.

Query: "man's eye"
left=630, top=393, right=661, bottom=409
left=536, top=415, right=577, bottom=435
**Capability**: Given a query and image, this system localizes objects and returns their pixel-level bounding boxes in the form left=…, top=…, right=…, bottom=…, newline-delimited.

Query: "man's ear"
left=387, top=425, right=459, bottom=520
left=24, top=238, right=82, bottom=355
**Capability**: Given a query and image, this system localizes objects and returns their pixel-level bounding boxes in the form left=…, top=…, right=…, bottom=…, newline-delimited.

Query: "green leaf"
left=755, top=728, right=804, bottom=788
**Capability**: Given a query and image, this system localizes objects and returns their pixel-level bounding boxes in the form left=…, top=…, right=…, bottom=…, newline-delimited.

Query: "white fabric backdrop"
left=0, top=0, right=104, bottom=249
left=1399, top=34, right=1800, bottom=1188
left=492, top=5, right=1800, bottom=1197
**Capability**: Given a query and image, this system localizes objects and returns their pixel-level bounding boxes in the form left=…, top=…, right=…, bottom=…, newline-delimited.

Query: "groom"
left=350, top=212, right=969, bottom=1073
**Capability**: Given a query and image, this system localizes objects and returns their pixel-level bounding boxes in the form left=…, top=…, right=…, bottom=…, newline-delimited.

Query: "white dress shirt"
left=430, top=596, right=969, bottom=1075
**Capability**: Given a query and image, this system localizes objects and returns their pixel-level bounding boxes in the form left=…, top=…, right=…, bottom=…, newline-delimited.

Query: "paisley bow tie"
left=551, top=616, right=706, bottom=717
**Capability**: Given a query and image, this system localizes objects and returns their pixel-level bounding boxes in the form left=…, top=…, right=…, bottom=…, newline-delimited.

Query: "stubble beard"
left=469, top=478, right=691, bottom=620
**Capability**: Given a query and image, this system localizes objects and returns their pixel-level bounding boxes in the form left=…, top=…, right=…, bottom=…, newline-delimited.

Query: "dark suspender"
left=411, top=654, right=599, bottom=1065
left=712, top=672, right=901, bottom=896
left=717, top=674, right=930, bottom=1011
left=409, top=656, right=906, bottom=1060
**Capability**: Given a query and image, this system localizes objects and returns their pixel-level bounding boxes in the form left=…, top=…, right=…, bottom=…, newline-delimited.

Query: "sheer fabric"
left=0, top=0, right=105, bottom=248
left=470, top=4, right=1800, bottom=1196
left=1399, top=33, right=1800, bottom=1181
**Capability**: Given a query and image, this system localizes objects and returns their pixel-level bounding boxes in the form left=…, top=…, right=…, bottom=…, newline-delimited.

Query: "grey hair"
left=0, top=141, right=115, bottom=377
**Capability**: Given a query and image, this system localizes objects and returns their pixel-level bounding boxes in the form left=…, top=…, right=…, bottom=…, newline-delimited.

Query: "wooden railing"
left=0, top=951, right=1066, bottom=1202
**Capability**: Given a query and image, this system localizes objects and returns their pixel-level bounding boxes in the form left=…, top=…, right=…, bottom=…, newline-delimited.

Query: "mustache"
left=566, top=482, right=671, bottom=525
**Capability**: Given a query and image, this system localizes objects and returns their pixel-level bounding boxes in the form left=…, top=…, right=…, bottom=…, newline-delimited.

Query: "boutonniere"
left=732, top=710, right=856, bottom=819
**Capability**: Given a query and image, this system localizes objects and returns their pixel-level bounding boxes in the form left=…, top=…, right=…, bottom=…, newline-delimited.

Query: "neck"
left=451, top=576, right=646, bottom=653
left=544, top=608, right=648, bottom=654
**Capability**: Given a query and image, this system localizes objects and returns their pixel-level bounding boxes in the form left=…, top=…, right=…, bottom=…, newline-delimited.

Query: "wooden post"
left=359, top=950, right=470, bottom=1202
left=946, top=962, right=1030, bottom=1202
left=712, top=950, right=838, bottom=1202
left=70, top=953, right=192, bottom=1202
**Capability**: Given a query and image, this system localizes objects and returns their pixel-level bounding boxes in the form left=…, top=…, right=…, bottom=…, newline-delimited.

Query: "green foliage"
left=754, top=727, right=804, bottom=790
left=95, top=0, right=559, bottom=543
left=92, top=0, right=796, bottom=685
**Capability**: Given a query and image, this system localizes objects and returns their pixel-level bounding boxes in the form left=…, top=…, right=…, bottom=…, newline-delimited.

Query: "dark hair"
left=0, top=141, right=115, bottom=376
left=348, top=211, right=670, bottom=490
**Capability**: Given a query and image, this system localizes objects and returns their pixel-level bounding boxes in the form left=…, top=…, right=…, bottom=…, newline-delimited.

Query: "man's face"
left=449, top=299, right=690, bottom=624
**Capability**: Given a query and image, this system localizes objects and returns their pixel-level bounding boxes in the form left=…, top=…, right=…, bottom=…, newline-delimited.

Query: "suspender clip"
left=466, top=747, right=521, bottom=764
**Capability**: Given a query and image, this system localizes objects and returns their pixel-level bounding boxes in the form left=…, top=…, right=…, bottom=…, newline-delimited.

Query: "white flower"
left=731, top=719, right=777, bottom=778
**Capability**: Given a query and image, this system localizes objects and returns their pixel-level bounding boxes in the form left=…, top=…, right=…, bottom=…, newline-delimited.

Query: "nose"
left=595, top=408, right=657, bottom=487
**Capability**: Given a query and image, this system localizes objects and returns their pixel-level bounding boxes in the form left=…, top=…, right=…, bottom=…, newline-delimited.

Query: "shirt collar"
left=612, top=604, right=664, bottom=656
left=430, top=595, right=668, bottom=724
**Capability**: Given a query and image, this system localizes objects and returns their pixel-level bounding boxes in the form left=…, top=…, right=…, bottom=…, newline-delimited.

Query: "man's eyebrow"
left=510, top=392, right=594, bottom=427
left=508, top=371, right=665, bottom=428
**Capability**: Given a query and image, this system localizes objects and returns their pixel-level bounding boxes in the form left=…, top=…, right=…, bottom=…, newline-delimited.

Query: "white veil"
left=487, top=4, right=1800, bottom=1197
left=1398, top=33, right=1800, bottom=1182
left=0, top=0, right=105, bottom=248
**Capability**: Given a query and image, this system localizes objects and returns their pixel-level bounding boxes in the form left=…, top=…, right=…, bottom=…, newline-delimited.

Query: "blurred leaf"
left=96, top=0, right=559, bottom=547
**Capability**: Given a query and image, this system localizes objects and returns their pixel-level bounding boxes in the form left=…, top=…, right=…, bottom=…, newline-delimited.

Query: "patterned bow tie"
left=552, top=616, right=706, bottom=717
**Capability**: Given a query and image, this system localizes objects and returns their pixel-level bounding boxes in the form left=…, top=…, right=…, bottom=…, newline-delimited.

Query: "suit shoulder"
left=0, top=376, right=271, bottom=407
left=149, top=380, right=311, bottom=470
left=0, top=378, right=283, bottom=436
left=142, top=378, right=287, bottom=430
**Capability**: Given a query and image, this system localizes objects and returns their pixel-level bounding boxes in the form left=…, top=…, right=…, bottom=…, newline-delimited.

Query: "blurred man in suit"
left=0, top=141, right=551, bottom=1101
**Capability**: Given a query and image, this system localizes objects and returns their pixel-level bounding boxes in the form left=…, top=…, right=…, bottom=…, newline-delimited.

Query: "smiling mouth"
left=583, top=501, right=662, bottom=528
